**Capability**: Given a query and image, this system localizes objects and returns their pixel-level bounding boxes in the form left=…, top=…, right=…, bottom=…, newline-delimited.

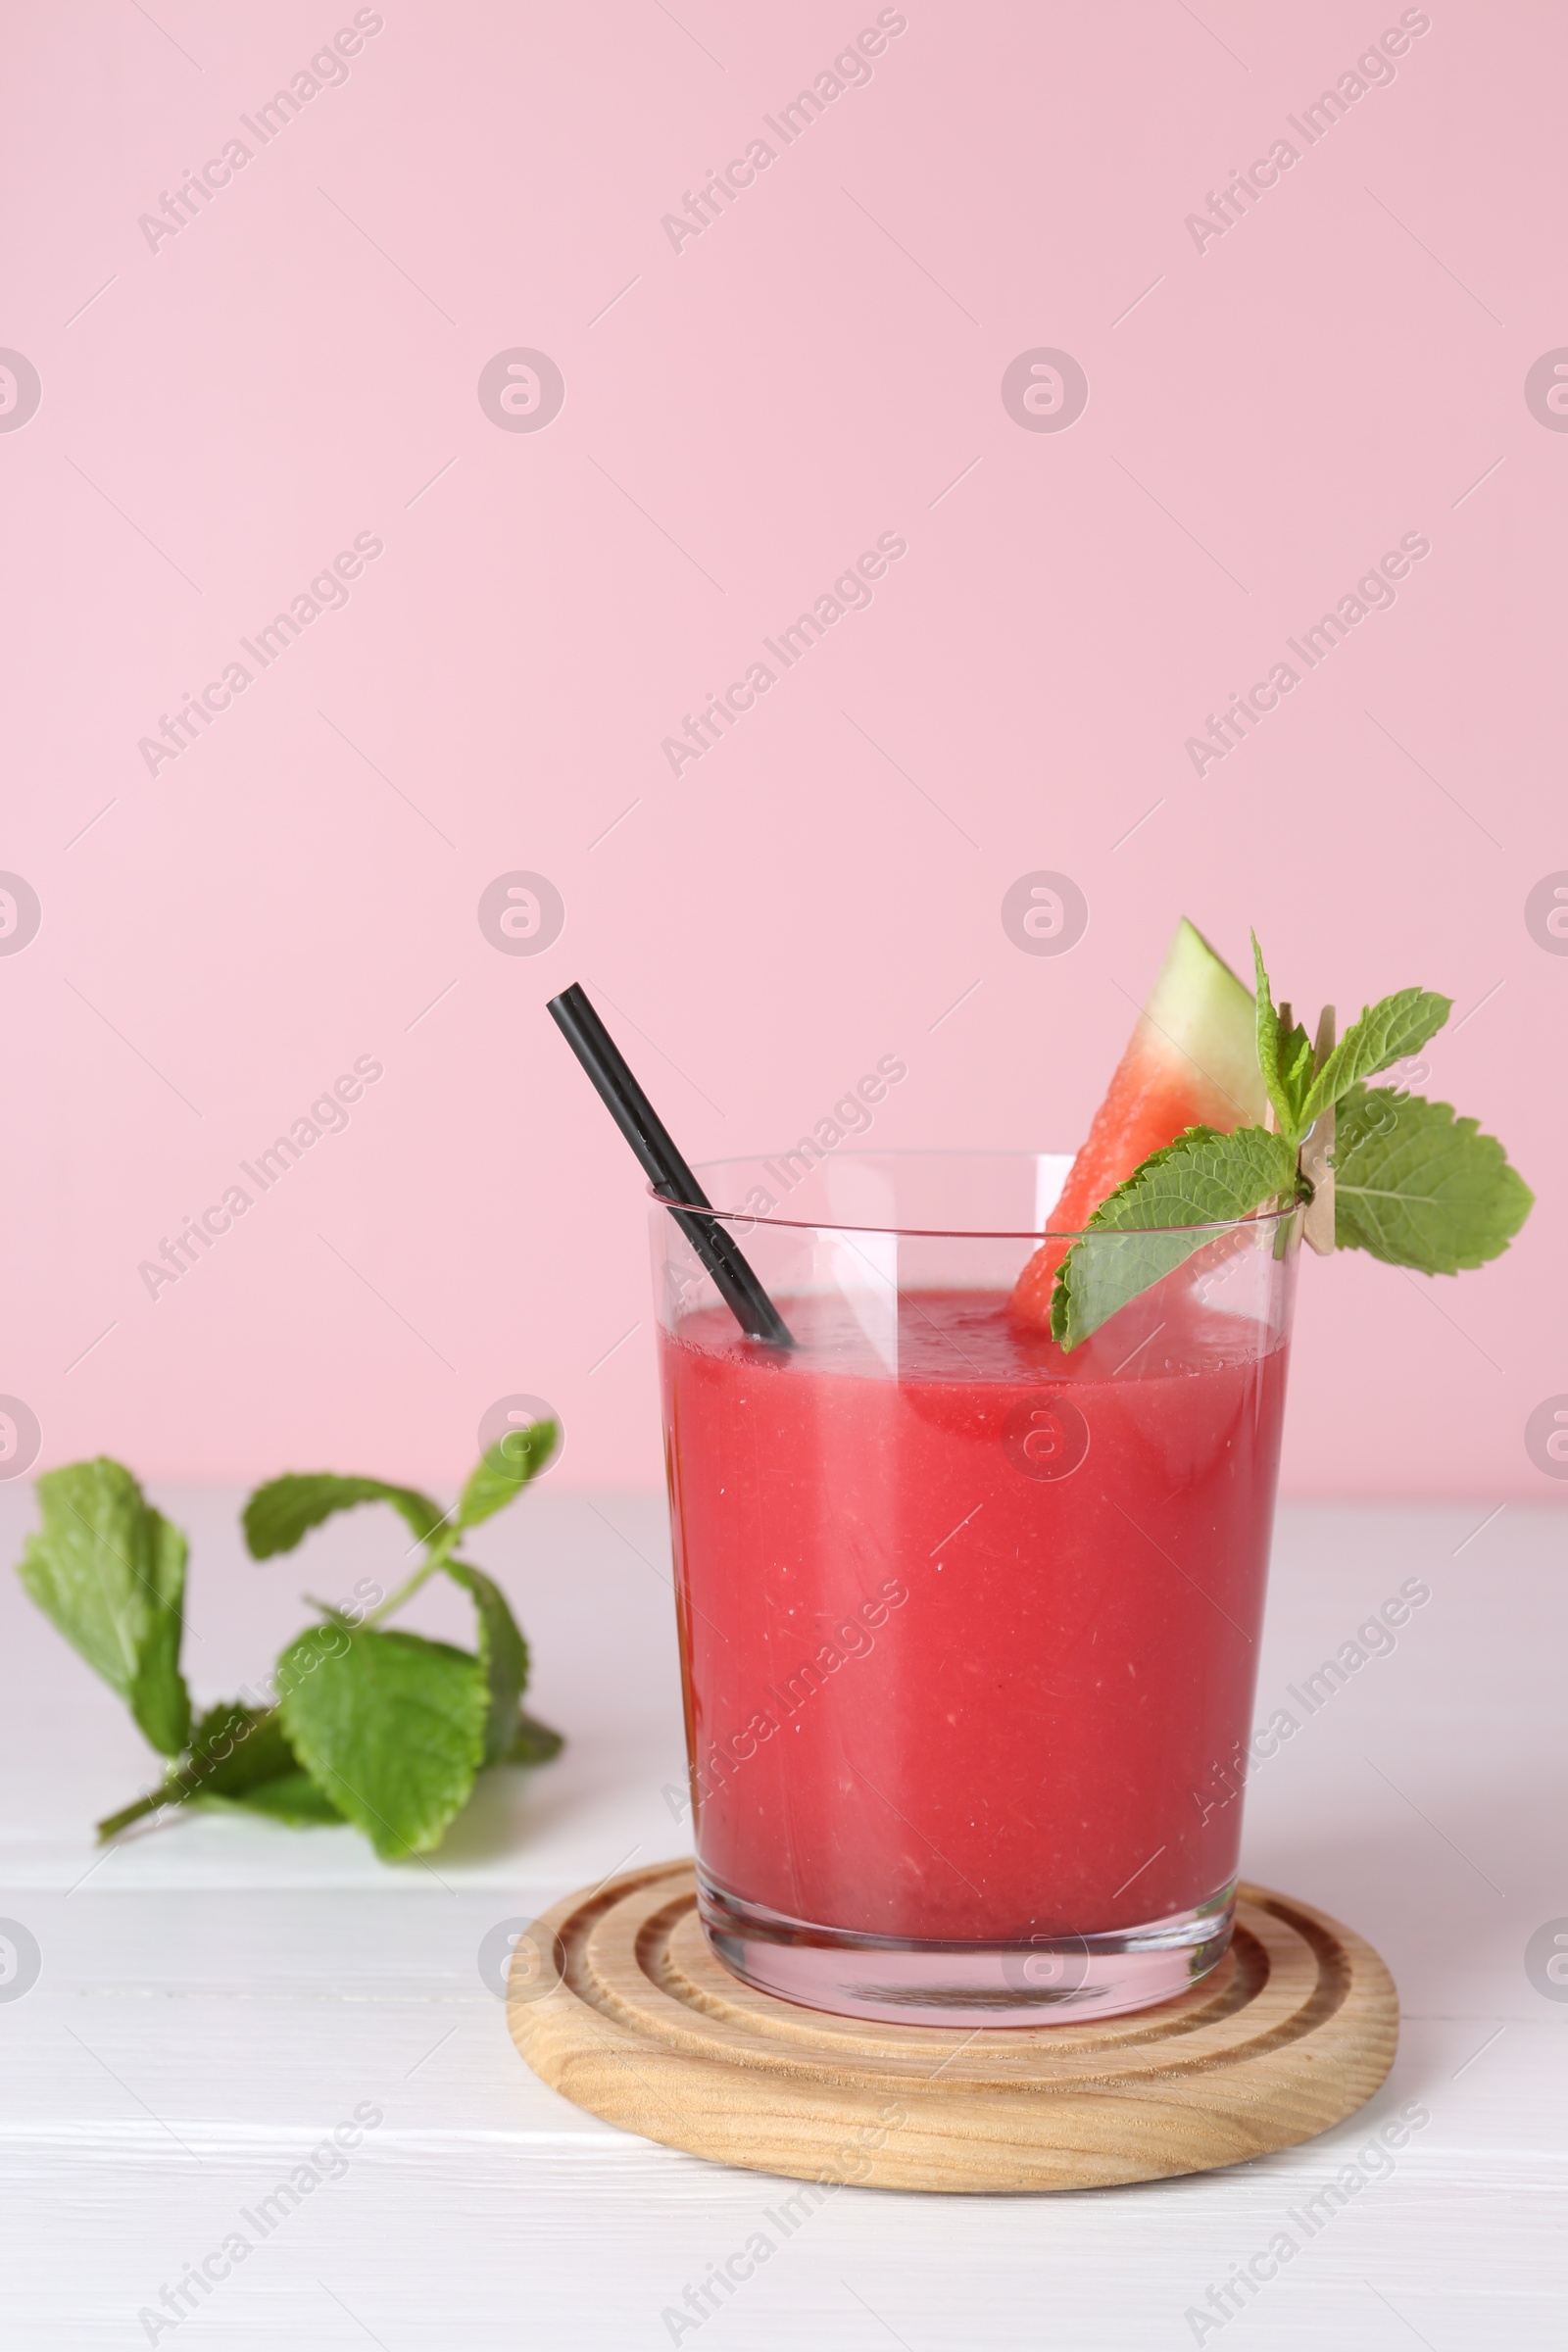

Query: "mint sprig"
left=1052, top=936, right=1531, bottom=1346
left=14, top=1428, right=564, bottom=1855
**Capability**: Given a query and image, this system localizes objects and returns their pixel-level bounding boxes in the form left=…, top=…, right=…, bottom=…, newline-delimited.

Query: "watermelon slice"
left=1010, top=918, right=1269, bottom=1328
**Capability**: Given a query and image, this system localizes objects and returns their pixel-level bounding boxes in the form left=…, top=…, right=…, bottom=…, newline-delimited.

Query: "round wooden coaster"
left=506, top=1862, right=1398, bottom=2192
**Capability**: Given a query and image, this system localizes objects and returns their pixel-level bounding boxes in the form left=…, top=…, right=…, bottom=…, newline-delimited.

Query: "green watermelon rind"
left=1138, top=918, right=1271, bottom=1134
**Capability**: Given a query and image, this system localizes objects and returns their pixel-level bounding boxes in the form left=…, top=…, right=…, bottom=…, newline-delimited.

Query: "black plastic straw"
left=547, top=983, right=794, bottom=1348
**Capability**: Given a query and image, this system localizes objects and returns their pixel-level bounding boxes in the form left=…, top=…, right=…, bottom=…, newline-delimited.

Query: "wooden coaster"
left=507, top=1861, right=1398, bottom=2193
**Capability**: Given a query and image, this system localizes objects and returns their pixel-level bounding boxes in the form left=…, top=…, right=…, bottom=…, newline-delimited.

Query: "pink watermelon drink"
left=652, top=923, right=1300, bottom=2026
left=551, top=910, right=1527, bottom=2027
left=660, top=1263, right=1293, bottom=2021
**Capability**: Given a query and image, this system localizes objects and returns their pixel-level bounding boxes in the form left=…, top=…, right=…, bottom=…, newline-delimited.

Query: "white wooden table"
left=1, top=1486, right=1562, bottom=2349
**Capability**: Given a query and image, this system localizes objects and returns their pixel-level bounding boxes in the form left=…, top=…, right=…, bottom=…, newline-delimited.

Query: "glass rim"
left=648, top=1148, right=1299, bottom=1244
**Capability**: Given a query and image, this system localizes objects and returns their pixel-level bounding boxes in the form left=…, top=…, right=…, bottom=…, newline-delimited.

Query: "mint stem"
left=96, top=1700, right=290, bottom=1840
left=363, top=1525, right=458, bottom=1628
left=96, top=1774, right=198, bottom=1841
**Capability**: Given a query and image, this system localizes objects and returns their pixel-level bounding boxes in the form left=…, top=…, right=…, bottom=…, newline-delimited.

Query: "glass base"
left=698, top=1872, right=1237, bottom=2028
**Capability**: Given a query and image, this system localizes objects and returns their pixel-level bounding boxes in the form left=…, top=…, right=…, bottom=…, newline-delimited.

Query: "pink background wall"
left=2, top=1, right=1563, bottom=1498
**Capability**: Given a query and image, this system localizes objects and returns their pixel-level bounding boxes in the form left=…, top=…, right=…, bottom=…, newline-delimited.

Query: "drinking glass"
left=652, top=1150, right=1299, bottom=2027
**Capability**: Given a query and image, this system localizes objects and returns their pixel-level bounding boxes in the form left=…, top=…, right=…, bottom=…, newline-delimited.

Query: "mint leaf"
left=276, top=1624, right=487, bottom=1859
left=198, top=1770, right=346, bottom=1826
left=1301, top=990, right=1451, bottom=1128
left=95, top=1700, right=342, bottom=1838
left=1052, top=1125, right=1298, bottom=1348
left=19, top=1459, right=191, bottom=1755
left=1334, top=1086, right=1533, bottom=1273
left=1252, top=934, right=1285, bottom=1123
left=1250, top=936, right=1315, bottom=1143
left=445, top=1561, right=531, bottom=1766
left=456, top=1423, right=558, bottom=1532
left=183, top=1702, right=298, bottom=1798
left=504, top=1710, right=564, bottom=1767
left=176, top=1706, right=345, bottom=1824
left=244, top=1474, right=448, bottom=1559
left=180, top=1704, right=344, bottom=1820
